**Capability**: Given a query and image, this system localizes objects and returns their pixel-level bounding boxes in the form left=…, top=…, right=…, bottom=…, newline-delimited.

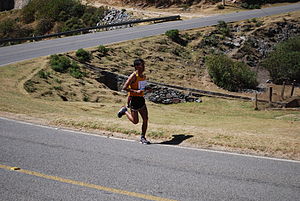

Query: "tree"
left=261, top=36, right=300, bottom=84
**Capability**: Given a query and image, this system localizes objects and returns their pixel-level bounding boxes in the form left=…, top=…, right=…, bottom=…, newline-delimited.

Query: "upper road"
left=0, top=3, right=300, bottom=66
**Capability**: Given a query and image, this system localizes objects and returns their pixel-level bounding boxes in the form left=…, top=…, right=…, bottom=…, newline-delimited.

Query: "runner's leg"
left=138, top=105, right=148, bottom=136
left=125, top=110, right=139, bottom=124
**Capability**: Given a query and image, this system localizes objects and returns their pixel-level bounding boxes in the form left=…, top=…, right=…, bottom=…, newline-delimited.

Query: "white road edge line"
left=1, top=116, right=299, bottom=164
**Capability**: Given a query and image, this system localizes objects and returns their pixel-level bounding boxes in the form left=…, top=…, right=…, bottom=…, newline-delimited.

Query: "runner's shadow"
left=158, top=134, right=193, bottom=145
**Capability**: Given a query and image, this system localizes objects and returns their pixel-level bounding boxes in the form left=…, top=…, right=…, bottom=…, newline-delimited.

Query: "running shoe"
left=140, top=136, right=151, bottom=144
left=117, top=106, right=127, bottom=118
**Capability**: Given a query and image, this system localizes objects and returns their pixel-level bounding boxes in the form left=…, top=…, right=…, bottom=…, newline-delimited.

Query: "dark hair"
left=133, top=58, right=145, bottom=67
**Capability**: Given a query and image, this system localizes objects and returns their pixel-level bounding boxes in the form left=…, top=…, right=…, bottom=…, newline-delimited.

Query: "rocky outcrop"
left=97, top=8, right=136, bottom=30
left=14, top=0, right=31, bottom=9
left=233, top=21, right=300, bottom=67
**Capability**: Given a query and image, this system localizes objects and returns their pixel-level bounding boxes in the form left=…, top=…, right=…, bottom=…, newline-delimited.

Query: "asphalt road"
left=1, top=3, right=300, bottom=66
left=1, top=117, right=299, bottom=201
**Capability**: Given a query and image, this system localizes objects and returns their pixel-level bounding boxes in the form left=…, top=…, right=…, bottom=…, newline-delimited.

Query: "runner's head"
left=133, top=58, right=145, bottom=72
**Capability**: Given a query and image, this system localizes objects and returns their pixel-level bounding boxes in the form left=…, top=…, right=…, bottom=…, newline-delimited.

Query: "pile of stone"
left=97, top=8, right=137, bottom=30
left=145, top=85, right=202, bottom=104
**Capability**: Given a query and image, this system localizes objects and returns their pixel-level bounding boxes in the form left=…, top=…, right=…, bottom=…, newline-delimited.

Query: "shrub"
left=0, top=19, right=18, bottom=38
left=261, top=36, right=300, bottom=84
left=8, top=0, right=108, bottom=44
left=61, top=17, right=84, bottom=32
left=21, top=1, right=37, bottom=23
left=76, top=48, right=91, bottom=62
left=165, top=29, right=187, bottom=46
left=50, top=54, right=71, bottom=73
left=98, top=45, right=109, bottom=55
left=83, top=95, right=89, bottom=102
left=206, top=54, right=258, bottom=91
left=22, top=0, right=84, bottom=22
left=200, top=34, right=219, bottom=47
left=241, top=0, right=261, bottom=9
left=216, top=21, right=231, bottom=37
left=24, top=80, right=37, bottom=93
left=50, top=54, right=84, bottom=78
left=38, top=70, right=50, bottom=79
left=217, top=4, right=225, bottom=9
left=83, top=6, right=106, bottom=26
left=69, top=62, right=84, bottom=78
left=35, top=18, right=54, bottom=35
left=165, top=29, right=180, bottom=41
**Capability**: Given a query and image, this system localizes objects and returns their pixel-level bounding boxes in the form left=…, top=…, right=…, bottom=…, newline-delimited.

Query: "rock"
left=144, top=85, right=202, bottom=104
left=97, top=8, right=138, bottom=30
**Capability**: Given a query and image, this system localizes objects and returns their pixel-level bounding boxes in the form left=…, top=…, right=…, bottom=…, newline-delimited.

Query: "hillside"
left=24, top=11, right=300, bottom=103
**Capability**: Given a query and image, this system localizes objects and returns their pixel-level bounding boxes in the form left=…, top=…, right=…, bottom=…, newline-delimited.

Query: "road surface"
left=1, top=117, right=299, bottom=201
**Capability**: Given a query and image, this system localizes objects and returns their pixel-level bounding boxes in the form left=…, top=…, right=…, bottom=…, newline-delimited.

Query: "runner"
left=117, top=58, right=151, bottom=144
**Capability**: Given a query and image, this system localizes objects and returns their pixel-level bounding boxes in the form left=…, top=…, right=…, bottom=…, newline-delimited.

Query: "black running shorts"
left=129, top=96, right=145, bottom=111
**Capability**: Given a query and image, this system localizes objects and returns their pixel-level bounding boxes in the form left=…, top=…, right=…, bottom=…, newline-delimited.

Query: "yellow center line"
left=0, top=164, right=177, bottom=201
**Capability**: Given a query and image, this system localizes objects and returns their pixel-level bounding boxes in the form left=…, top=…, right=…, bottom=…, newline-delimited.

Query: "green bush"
left=200, top=34, right=220, bottom=47
left=206, top=54, right=258, bottom=91
left=21, top=1, right=37, bottom=23
left=0, top=19, right=18, bottom=38
left=50, top=54, right=84, bottom=78
left=165, top=29, right=180, bottom=41
left=35, top=18, right=54, bottom=35
left=4, top=0, right=107, bottom=44
left=22, top=0, right=84, bottom=22
left=261, top=36, right=300, bottom=84
left=76, top=48, right=91, bottom=62
left=165, top=29, right=187, bottom=46
left=98, top=45, right=109, bottom=55
left=38, top=70, right=50, bottom=79
left=24, top=80, right=37, bottom=93
left=83, top=95, right=89, bottom=102
left=82, top=6, right=106, bottom=26
left=50, top=54, right=71, bottom=73
left=69, top=62, right=84, bottom=79
left=216, top=21, right=231, bottom=37
left=61, top=17, right=84, bottom=32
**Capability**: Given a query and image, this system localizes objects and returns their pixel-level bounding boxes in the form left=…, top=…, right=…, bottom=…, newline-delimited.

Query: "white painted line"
left=1, top=116, right=299, bottom=163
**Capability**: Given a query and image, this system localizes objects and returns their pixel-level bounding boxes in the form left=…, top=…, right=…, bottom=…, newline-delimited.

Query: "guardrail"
left=0, top=15, right=181, bottom=44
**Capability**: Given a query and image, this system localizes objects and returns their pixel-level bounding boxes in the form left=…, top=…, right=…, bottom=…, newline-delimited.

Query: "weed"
left=38, top=70, right=50, bottom=79
left=98, top=45, right=109, bottom=56
left=148, top=130, right=165, bottom=138
left=53, top=86, right=63, bottom=91
left=24, top=80, right=37, bottom=92
left=83, top=95, right=89, bottom=102
left=54, top=78, right=62, bottom=84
